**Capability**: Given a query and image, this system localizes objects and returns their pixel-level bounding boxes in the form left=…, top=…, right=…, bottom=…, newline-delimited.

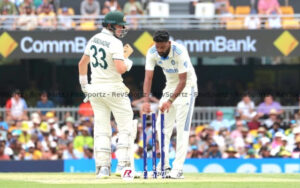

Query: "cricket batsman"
left=78, top=11, right=135, bottom=178
left=142, top=30, right=198, bottom=179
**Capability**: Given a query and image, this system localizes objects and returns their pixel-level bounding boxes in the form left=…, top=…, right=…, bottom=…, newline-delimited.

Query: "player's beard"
left=158, top=48, right=170, bottom=58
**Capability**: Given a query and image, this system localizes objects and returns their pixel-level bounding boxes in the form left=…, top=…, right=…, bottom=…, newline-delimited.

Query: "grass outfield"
left=1, top=173, right=300, bottom=188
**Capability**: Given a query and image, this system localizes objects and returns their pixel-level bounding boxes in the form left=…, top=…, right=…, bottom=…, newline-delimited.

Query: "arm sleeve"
left=177, top=49, right=190, bottom=74
left=111, top=40, right=124, bottom=60
left=145, top=51, right=156, bottom=71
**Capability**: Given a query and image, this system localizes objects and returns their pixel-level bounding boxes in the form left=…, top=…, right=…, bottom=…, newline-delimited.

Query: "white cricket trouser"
left=87, top=83, right=133, bottom=167
left=156, top=86, right=197, bottom=171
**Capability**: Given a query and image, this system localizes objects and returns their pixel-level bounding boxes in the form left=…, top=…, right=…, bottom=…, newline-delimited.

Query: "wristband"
left=168, top=98, right=175, bottom=103
left=79, top=75, right=88, bottom=85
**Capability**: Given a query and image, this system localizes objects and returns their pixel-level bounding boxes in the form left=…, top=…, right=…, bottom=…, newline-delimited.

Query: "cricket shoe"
left=115, top=163, right=130, bottom=177
left=96, top=166, right=110, bottom=179
left=157, top=167, right=171, bottom=178
left=167, top=170, right=184, bottom=179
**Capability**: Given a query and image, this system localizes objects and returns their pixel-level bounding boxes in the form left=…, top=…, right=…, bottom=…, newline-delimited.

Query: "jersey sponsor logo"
left=20, top=36, right=86, bottom=53
left=163, top=68, right=178, bottom=73
left=170, top=36, right=257, bottom=53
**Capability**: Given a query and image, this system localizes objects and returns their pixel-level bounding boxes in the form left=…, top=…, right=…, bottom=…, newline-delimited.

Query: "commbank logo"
left=0, top=32, right=18, bottom=58
left=134, top=31, right=154, bottom=56
left=274, top=31, right=299, bottom=56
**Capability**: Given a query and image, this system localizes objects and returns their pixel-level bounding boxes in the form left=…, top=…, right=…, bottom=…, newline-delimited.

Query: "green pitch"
left=1, top=173, right=300, bottom=188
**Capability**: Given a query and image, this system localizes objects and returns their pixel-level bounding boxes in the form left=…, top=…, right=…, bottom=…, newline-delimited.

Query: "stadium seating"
left=235, top=6, right=251, bottom=21
left=226, top=19, right=244, bottom=30
left=282, top=19, right=300, bottom=29
left=195, top=3, right=215, bottom=19
left=148, top=2, right=170, bottom=18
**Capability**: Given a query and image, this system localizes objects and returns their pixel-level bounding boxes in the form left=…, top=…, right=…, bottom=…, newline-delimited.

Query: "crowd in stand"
left=0, top=0, right=145, bottom=30
left=191, top=0, right=297, bottom=29
left=0, top=88, right=300, bottom=160
left=0, top=0, right=297, bottom=30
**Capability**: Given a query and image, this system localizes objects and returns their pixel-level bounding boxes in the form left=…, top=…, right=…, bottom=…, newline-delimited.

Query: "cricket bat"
left=124, top=44, right=134, bottom=59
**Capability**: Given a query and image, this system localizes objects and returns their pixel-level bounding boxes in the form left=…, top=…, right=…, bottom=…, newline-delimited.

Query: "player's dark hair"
left=153, top=30, right=169, bottom=42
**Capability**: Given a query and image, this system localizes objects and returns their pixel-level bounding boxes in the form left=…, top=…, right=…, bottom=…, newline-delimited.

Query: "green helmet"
left=103, top=11, right=127, bottom=26
left=102, top=11, right=128, bottom=38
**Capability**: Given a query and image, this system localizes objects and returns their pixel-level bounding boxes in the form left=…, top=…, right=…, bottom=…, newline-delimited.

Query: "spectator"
left=215, top=0, right=232, bottom=25
left=237, top=93, right=257, bottom=121
left=80, top=0, right=100, bottom=16
left=37, top=0, right=54, bottom=14
left=5, top=90, right=28, bottom=121
left=206, top=142, right=222, bottom=158
left=263, top=109, right=279, bottom=129
left=83, top=147, right=94, bottom=159
left=0, top=116, right=8, bottom=131
left=33, top=0, right=43, bottom=10
left=102, top=0, right=122, bottom=14
left=38, top=3, right=57, bottom=29
left=0, top=0, right=17, bottom=15
left=63, top=142, right=83, bottom=159
left=73, top=126, right=93, bottom=152
left=244, top=11, right=261, bottom=30
left=78, top=101, right=94, bottom=117
left=270, top=132, right=283, bottom=156
left=0, top=144, right=10, bottom=160
left=258, top=0, right=281, bottom=15
left=0, top=140, right=13, bottom=159
left=279, top=150, right=291, bottom=158
left=257, top=94, right=283, bottom=117
left=123, top=0, right=143, bottom=30
left=224, top=146, right=238, bottom=158
left=36, top=91, right=55, bottom=115
left=58, top=7, right=73, bottom=30
left=16, top=6, right=38, bottom=30
left=245, top=148, right=259, bottom=158
left=0, top=7, right=16, bottom=30
left=187, top=145, right=201, bottom=158
left=259, top=145, right=272, bottom=158
left=247, top=115, right=261, bottom=130
left=18, top=122, right=31, bottom=145
left=213, top=127, right=232, bottom=152
left=268, top=122, right=284, bottom=138
left=254, top=126, right=271, bottom=146
left=292, top=137, right=300, bottom=158
left=266, top=12, right=282, bottom=29
left=210, top=110, right=231, bottom=131
left=24, top=142, right=42, bottom=160
left=18, top=0, right=35, bottom=14
left=123, top=0, right=143, bottom=15
left=61, top=116, right=76, bottom=140
left=58, top=130, right=72, bottom=149
left=47, top=118, right=61, bottom=137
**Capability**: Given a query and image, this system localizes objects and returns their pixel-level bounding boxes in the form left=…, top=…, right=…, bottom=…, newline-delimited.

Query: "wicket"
left=142, top=113, right=165, bottom=179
